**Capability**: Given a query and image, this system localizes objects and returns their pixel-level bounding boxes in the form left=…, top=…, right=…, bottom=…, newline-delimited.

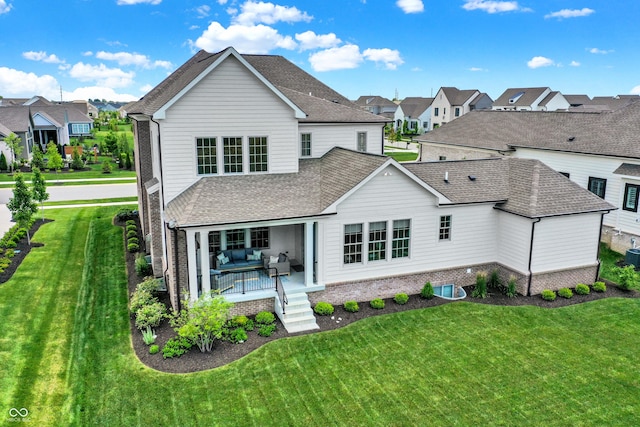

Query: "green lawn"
left=384, top=151, right=419, bottom=162
left=599, top=242, right=625, bottom=283
left=1, top=207, right=639, bottom=426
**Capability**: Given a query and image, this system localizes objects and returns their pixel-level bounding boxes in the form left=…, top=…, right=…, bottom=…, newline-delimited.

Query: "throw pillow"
left=247, top=254, right=258, bottom=261
left=278, top=253, right=287, bottom=263
left=253, top=250, right=262, bottom=258
left=217, top=253, right=225, bottom=262
left=269, top=256, right=279, bottom=264
left=221, top=256, right=230, bottom=265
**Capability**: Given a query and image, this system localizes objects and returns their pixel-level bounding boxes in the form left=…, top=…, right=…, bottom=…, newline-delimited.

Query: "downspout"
left=381, top=123, right=386, bottom=155
left=595, top=212, right=607, bottom=282
left=526, top=218, right=542, bottom=296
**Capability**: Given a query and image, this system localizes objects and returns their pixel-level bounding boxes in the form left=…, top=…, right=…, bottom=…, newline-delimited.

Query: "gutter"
left=526, top=218, right=542, bottom=296
left=595, top=213, right=606, bottom=282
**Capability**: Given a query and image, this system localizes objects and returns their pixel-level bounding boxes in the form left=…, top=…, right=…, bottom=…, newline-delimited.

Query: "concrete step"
left=275, top=291, right=318, bottom=333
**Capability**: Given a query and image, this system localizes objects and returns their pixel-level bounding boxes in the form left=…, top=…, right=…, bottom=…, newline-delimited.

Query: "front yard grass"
left=1, top=207, right=639, bottom=426
left=384, top=151, right=418, bottom=162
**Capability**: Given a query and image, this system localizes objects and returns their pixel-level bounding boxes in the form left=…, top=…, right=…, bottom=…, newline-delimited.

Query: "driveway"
left=0, top=183, right=137, bottom=235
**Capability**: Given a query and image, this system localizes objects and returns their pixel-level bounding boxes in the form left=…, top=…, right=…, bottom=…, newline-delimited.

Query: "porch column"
left=186, top=229, right=199, bottom=303
left=199, top=231, right=212, bottom=295
left=304, top=221, right=314, bottom=286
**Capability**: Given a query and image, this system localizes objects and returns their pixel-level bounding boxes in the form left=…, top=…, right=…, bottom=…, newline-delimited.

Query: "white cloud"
left=527, top=56, right=554, bottom=69
left=0, top=0, right=12, bottom=14
left=469, top=67, right=488, bottom=72
left=64, top=86, right=139, bottom=102
left=217, top=0, right=228, bottom=4
left=570, top=61, right=580, bottom=67
left=0, top=67, right=59, bottom=97
left=396, top=0, right=424, bottom=13
left=631, top=85, right=640, bottom=95
left=193, top=22, right=296, bottom=54
left=462, top=1, right=530, bottom=14
left=309, top=45, right=363, bottom=72
left=295, top=31, right=341, bottom=51
left=195, top=5, right=210, bottom=18
left=589, top=47, right=613, bottom=54
left=116, top=0, right=161, bottom=5
left=545, top=8, right=594, bottom=19
left=231, top=1, right=312, bottom=26
left=69, top=62, right=135, bottom=88
left=22, top=51, right=64, bottom=64
left=362, top=48, right=403, bottom=70
left=95, top=51, right=172, bottom=69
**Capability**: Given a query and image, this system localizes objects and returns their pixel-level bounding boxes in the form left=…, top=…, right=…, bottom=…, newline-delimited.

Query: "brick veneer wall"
left=164, top=227, right=190, bottom=310
left=229, top=298, right=275, bottom=317
left=145, top=189, right=163, bottom=275
left=529, top=265, right=599, bottom=296
left=419, top=143, right=503, bottom=162
left=132, top=119, right=153, bottom=237
left=601, top=225, right=639, bottom=255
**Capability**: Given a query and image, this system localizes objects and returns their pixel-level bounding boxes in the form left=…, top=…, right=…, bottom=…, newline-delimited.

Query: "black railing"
left=275, top=270, right=288, bottom=315
left=209, top=268, right=277, bottom=295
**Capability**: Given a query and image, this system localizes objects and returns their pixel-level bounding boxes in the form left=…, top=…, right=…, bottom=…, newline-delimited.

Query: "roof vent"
left=567, top=136, right=575, bottom=142
left=444, top=171, right=449, bottom=183
left=468, top=175, right=476, bottom=181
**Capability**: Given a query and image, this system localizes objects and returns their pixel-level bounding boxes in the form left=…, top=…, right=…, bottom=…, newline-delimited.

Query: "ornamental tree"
left=7, top=172, right=38, bottom=245
left=4, top=132, right=23, bottom=173
left=174, top=295, right=233, bottom=353
left=45, top=142, right=63, bottom=172
left=31, top=167, right=49, bottom=221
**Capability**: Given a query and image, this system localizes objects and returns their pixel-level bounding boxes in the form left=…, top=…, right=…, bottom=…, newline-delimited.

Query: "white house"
left=492, top=87, right=570, bottom=111
left=393, top=97, right=433, bottom=134
left=430, top=87, right=492, bottom=130
left=415, top=105, right=640, bottom=253
left=127, top=47, right=613, bottom=333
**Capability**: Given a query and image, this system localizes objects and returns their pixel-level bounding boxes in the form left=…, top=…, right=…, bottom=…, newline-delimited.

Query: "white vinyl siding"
left=496, top=211, right=533, bottom=273
left=159, top=56, right=299, bottom=201
left=298, top=123, right=383, bottom=157
left=530, top=214, right=602, bottom=272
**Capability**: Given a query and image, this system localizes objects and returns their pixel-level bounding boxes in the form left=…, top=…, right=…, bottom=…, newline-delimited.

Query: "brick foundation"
left=529, top=265, right=599, bottom=296
left=229, top=298, right=275, bottom=317
left=601, top=225, right=640, bottom=255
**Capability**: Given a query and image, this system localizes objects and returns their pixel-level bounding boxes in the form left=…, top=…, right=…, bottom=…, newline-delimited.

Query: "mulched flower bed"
left=0, top=219, right=52, bottom=284
left=120, top=219, right=640, bottom=374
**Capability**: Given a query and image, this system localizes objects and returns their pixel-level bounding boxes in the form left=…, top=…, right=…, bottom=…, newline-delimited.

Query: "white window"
left=368, top=221, right=387, bottom=261
left=248, top=136, right=268, bottom=172
left=357, top=132, right=367, bottom=152
left=439, top=215, right=451, bottom=240
left=71, top=123, right=90, bottom=134
left=301, top=133, right=311, bottom=157
left=623, top=184, right=640, bottom=212
left=196, top=137, right=217, bottom=175
left=223, top=137, right=243, bottom=173
left=226, top=229, right=245, bottom=249
left=392, top=219, right=410, bottom=258
left=344, top=224, right=363, bottom=264
left=250, top=227, right=270, bottom=248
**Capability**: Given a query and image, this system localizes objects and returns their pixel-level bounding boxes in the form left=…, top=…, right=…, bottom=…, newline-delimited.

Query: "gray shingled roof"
left=354, top=96, right=397, bottom=108
left=165, top=147, right=389, bottom=226
left=614, top=163, right=640, bottom=177
left=126, top=47, right=386, bottom=124
left=166, top=149, right=613, bottom=227
left=416, top=102, right=640, bottom=159
left=441, top=87, right=479, bottom=106
left=399, top=97, right=433, bottom=118
left=493, top=87, right=549, bottom=108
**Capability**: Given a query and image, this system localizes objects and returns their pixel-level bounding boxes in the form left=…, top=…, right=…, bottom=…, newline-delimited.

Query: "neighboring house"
left=570, top=95, right=640, bottom=112
left=415, top=105, right=640, bottom=253
left=354, top=96, right=397, bottom=120
left=492, top=87, right=570, bottom=111
left=126, top=47, right=613, bottom=333
left=564, top=94, right=591, bottom=108
left=430, top=87, right=492, bottom=130
left=393, top=97, right=433, bottom=134
left=0, top=100, right=93, bottom=161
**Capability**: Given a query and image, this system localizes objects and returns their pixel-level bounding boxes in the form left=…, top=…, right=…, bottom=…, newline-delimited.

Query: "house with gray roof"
left=415, top=104, right=640, bottom=253
left=430, top=87, right=492, bottom=131
left=353, top=95, right=397, bottom=120
left=127, top=47, right=613, bottom=331
left=393, top=97, right=433, bottom=134
left=492, top=87, right=570, bottom=111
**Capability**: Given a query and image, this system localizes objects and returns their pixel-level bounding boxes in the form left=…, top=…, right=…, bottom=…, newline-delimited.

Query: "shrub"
left=162, top=336, right=193, bottom=359
left=135, top=301, right=166, bottom=330
left=141, top=326, right=156, bottom=345
left=135, top=254, right=153, bottom=277
left=126, top=219, right=136, bottom=227
left=471, top=272, right=488, bottom=298
left=616, top=265, right=639, bottom=290
left=593, top=281, right=607, bottom=292
left=128, top=242, right=139, bottom=253
left=5, top=248, right=14, bottom=258
left=129, top=289, right=156, bottom=315
left=128, top=237, right=139, bottom=246
left=116, top=208, right=138, bottom=222
left=506, top=276, right=518, bottom=298
left=102, top=160, right=112, bottom=174
left=420, top=282, right=435, bottom=299
left=126, top=224, right=137, bottom=233
left=558, top=287, right=573, bottom=299
left=255, top=311, right=275, bottom=325
left=370, top=298, right=385, bottom=309
left=127, top=230, right=138, bottom=239
left=226, top=327, right=248, bottom=344
left=488, top=269, right=503, bottom=291
left=258, top=324, right=276, bottom=337
left=137, top=277, right=160, bottom=294
left=149, top=344, right=159, bottom=355
left=394, top=293, right=409, bottom=305
left=314, top=302, right=334, bottom=316
left=541, top=290, right=556, bottom=301
left=575, top=283, right=590, bottom=295
left=230, top=315, right=249, bottom=327
left=344, top=300, right=359, bottom=313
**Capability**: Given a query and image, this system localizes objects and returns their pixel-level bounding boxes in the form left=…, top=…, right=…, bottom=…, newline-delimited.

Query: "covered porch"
left=185, top=219, right=321, bottom=303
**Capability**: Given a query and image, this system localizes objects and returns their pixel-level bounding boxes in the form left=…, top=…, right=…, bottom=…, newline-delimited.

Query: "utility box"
left=625, top=248, right=640, bottom=269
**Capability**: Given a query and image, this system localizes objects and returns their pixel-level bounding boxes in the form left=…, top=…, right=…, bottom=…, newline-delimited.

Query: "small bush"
left=137, top=277, right=160, bottom=294
left=258, top=324, right=276, bottom=337
left=129, top=289, right=156, bottom=315
left=126, top=220, right=137, bottom=227
left=127, top=230, right=138, bottom=239
left=128, top=242, right=140, bottom=253
left=141, top=326, right=156, bottom=345
left=616, top=265, right=639, bottom=290
left=135, top=301, right=166, bottom=330
left=344, top=300, right=359, bottom=313
left=162, top=336, right=193, bottom=359
left=5, top=248, right=15, bottom=258
left=575, top=283, right=590, bottom=295
left=506, top=276, right=518, bottom=298
left=149, top=344, right=159, bottom=355
left=231, top=315, right=249, bottom=328
left=488, top=269, right=503, bottom=291
left=135, top=254, right=153, bottom=277
left=420, top=282, right=435, bottom=299
left=102, top=160, right=113, bottom=174
left=593, top=281, right=606, bottom=292
left=227, top=327, right=248, bottom=344
left=255, top=311, right=275, bottom=325
left=126, top=224, right=137, bottom=233
left=370, top=298, right=385, bottom=309
left=128, top=237, right=139, bottom=246
left=558, top=287, right=573, bottom=299
left=314, top=302, right=334, bottom=316
left=394, top=293, right=409, bottom=305
left=116, top=208, right=138, bottom=221
left=541, top=289, right=556, bottom=301
left=471, top=272, right=488, bottom=298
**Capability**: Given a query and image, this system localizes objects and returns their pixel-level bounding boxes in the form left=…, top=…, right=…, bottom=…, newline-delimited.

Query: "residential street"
left=0, top=183, right=137, bottom=235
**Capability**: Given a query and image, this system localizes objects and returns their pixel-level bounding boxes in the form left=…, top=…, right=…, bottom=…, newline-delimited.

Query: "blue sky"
left=1, top=0, right=639, bottom=103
